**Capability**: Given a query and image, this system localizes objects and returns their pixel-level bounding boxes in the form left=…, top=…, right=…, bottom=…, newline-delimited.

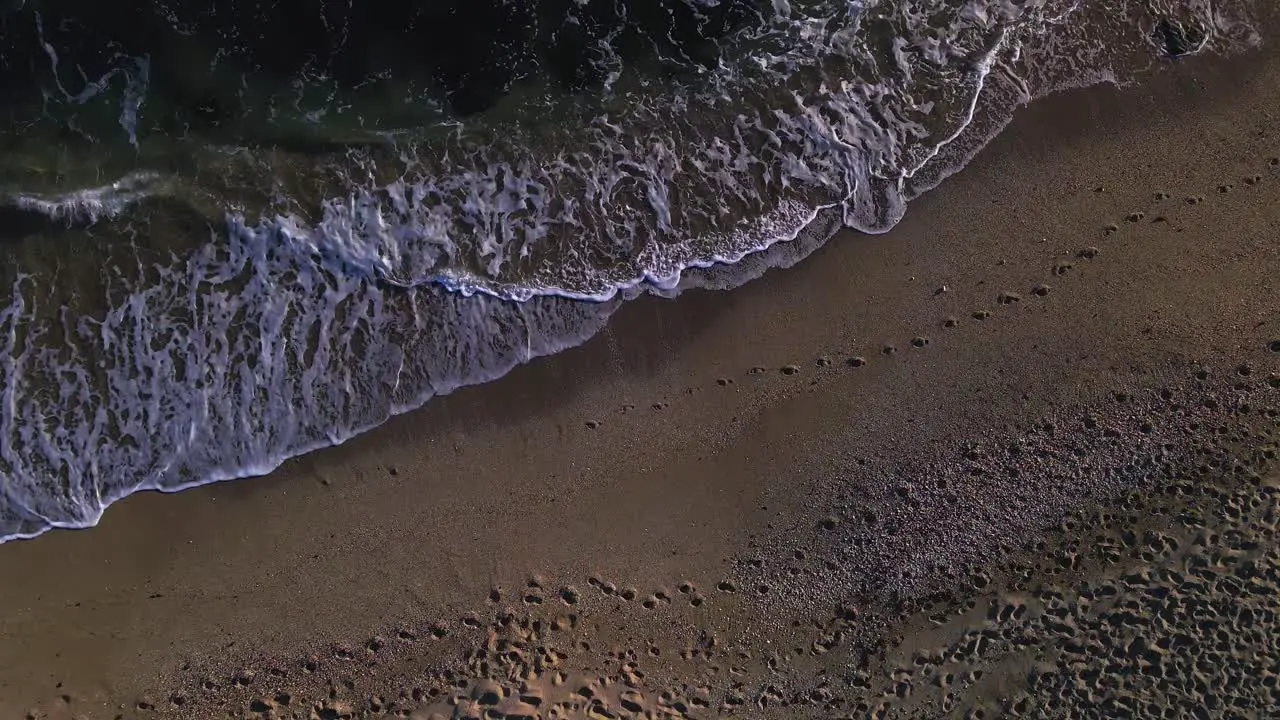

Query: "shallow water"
left=0, top=0, right=1265, bottom=540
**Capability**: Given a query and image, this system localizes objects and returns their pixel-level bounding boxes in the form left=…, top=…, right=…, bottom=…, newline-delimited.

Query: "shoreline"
left=0, top=6, right=1263, bottom=545
left=3, top=41, right=1280, bottom=719
left=5, top=3, right=1258, bottom=548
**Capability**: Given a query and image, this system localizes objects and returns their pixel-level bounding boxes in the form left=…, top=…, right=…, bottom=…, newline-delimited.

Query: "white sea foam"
left=2, top=172, right=165, bottom=225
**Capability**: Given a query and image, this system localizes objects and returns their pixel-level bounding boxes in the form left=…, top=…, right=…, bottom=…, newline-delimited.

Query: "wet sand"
left=2, top=43, right=1279, bottom=720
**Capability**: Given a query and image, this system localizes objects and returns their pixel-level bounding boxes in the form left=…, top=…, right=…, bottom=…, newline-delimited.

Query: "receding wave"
left=0, top=0, right=1266, bottom=541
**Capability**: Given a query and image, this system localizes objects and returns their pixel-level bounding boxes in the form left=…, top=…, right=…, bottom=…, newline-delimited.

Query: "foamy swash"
left=0, top=0, right=1263, bottom=541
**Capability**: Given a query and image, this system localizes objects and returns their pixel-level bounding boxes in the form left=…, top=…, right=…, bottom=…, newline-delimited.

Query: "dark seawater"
left=0, top=0, right=1265, bottom=541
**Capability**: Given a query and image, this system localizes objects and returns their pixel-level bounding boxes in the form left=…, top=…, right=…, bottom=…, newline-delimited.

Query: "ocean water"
left=0, top=0, right=1265, bottom=541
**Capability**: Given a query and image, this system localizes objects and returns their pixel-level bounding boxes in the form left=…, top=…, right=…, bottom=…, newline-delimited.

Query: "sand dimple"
left=131, top=362, right=1279, bottom=720
left=878, top=449, right=1280, bottom=718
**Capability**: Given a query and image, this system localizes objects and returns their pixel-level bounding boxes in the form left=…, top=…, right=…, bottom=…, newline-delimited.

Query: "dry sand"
left=2, top=40, right=1279, bottom=720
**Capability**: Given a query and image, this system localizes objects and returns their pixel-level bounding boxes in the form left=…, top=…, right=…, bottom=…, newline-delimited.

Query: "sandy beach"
left=2, top=36, right=1279, bottom=720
